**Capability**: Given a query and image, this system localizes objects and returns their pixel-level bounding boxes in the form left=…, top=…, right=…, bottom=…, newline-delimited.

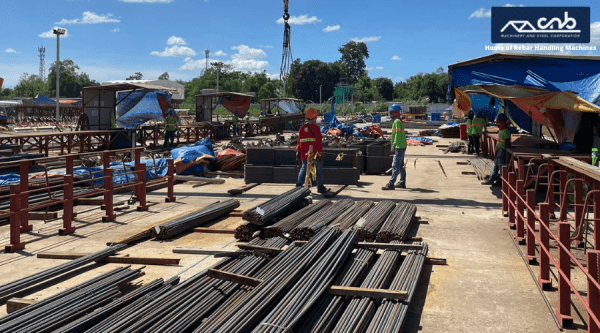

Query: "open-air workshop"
left=4, top=2, right=600, bottom=333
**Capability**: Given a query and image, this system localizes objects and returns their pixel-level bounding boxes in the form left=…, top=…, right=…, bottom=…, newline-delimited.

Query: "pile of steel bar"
left=467, top=157, right=494, bottom=180
left=196, top=228, right=340, bottom=332
left=152, top=199, right=240, bottom=239
left=242, top=187, right=310, bottom=225
left=376, top=201, right=417, bottom=243
left=290, top=199, right=355, bottom=241
left=263, top=199, right=332, bottom=238
left=330, top=200, right=375, bottom=232
left=0, top=244, right=126, bottom=299
left=0, top=266, right=143, bottom=333
left=234, top=222, right=261, bottom=242
left=252, top=229, right=357, bottom=333
left=366, top=244, right=429, bottom=333
left=331, top=241, right=404, bottom=333
left=298, top=247, right=377, bottom=333
left=354, top=200, right=397, bottom=242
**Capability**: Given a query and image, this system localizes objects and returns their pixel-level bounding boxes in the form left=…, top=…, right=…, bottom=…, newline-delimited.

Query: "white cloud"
left=181, top=44, right=269, bottom=73
left=229, top=58, right=269, bottom=72
left=351, top=36, right=381, bottom=43
left=260, top=45, right=274, bottom=48
left=5, top=48, right=18, bottom=54
left=179, top=58, right=206, bottom=71
left=469, top=4, right=525, bottom=19
left=231, top=45, right=266, bottom=59
left=111, top=28, right=120, bottom=32
left=266, top=73, right=280, bottom=80
left=56, top=11, right=120, bottom=25
left=323, top=25, right=340, bottom=33
left=39, top=27, right=69, bottom=38
left=391, top=55, right=402, bottom=61
left=167, top=36, right=186, bottom=45
left=118, top=0, right=173, bottom=3
left=376, top=66, right=384, bottom=70
left=151, top=45, right=197, bottom=57
left=366, top=67, right=374, bottom=71
left=276, top=15, right=322, bottom=25
left=214, top=50, right=227, bottom=57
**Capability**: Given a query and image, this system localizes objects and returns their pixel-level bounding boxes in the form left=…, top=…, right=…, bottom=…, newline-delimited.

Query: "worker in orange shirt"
left=296, top=108, right=328, bottom=194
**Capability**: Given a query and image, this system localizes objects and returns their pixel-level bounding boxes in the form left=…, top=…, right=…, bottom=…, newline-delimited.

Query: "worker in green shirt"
left=471, top=113, right=487, bottom=156
left=382, top=107, right=408, bottom=190
left=482, top=113, right=511, bottom=185
left=232, top=112, right=240, bottom=136
left=466, top=111, right=474, bottom=154
left=245, top=113, right=253, bottom=136
left=164, top=109, right=178, bottom=148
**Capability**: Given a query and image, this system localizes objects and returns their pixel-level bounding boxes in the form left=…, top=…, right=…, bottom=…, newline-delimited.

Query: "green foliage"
left=372, top=100, right=389, bottom=113
left=394, top=67, right=448, bottom=103
left=158, top=72, right=169, bottom=80
left=47, top=60, right=98, bottom=98
left=286, top=59, right=342, bottom=103
left=13, top=74, right=49, bottom=97
left=353, top=102, right=366, bottom=114
left=338, top=41, right=369, bottom=84
left=0, top=88, right=13, bottom=100
left=126, top=72, right=143, bottom=80
left=375, top=77, right=394, bottom=101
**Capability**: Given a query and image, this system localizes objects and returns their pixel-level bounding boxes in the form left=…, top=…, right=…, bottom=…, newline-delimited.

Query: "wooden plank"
left=28, top=212, right=58, bottom=220
left=6, top=298, right=37, bottom=314
left=237, top=244, right=283, bottom=253
left=355, top=242, right=425, bottom=250
left=228, top=183, right=260, bottom=195
left=456, top=161, right=469, bottom=165
left=75, top=198, right=104, bottom=205
left=326, top=286, right=408, bottom=300
left=193, top=227, right=236, bottom=234
left=461, top=171, right=476, bottom=175
left=37, top=252, right=180, bottom=266
left=174, top=175, right=226, bottom=184
left=425, top=257, right=447, bottom=265
left=207, top=269, right=262, bottom=287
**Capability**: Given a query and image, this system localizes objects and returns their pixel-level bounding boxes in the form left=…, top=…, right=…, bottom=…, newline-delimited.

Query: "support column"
left=526, top=189, right=537, bottom=263
left=5, top=185, right=24, bottom=253
left=587, top=250, right=600, bottom=333
left=19, top=160, right=32, bottom=232
left=538, top=203, right=552, bottom=290
left=555, top=222, right=573, bottom=328
left=165, top=159, right=176, bottom=202
left=59, top=175, right=75, bottom=235
left=516, top=179, right=525, bottom=240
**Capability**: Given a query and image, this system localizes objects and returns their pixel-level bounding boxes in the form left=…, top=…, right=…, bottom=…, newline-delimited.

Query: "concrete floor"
left=0, top=136, right=568, bottom=332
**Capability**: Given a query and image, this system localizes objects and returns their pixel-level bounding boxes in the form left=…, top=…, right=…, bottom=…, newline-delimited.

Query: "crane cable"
left=280, top=0, right=292, bottom=96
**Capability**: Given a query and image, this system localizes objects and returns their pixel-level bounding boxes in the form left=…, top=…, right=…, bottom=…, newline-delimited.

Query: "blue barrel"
left=431, top=113, right=441, bottom=121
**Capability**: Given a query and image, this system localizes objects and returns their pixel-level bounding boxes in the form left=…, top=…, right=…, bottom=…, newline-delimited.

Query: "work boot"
left=317, top=187, right=329, bottom=194
left=481, top=178, right=493, bottom=185
left=395, top=182, right=406, bottom=189
left=382, top=183, right=395, bottom=190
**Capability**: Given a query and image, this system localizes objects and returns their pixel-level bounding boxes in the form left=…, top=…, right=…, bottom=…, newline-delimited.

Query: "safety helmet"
left=168, top=109, right=175, bottom=115
left=495, top=113, right=508, bottom=122
left=467, top=110, right=474, bottom=119
left=389, top=104, right=402, bottom=112
left=306, top=108, right=318, bottom=119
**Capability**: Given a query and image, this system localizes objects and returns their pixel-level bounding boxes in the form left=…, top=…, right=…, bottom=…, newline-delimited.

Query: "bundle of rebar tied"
left=354, top=200, right=397, bottom=242
left=152, top=199, right=240, bottom=239
left=290, top=199, right=355, bottom=241
left=234, top=222, right=261, bottom=242
left=376, top=201, right=417, bottom=243
left=243, top=187, right=311, bottom=226
left=0, top=244, right=126, bottom=299
left=263, top=199, right=332, bottom=238
left=0, top=266, right=143, bottom=333
left=468, top=157, right=494, bottom=180
left=366, top=243, right=429, bottom=333
left=330, top=200, right=374, bottom=232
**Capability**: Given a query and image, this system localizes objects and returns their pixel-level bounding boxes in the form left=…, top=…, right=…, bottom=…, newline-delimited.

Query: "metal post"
left=59, top=175, right=75, bottom=235
left=102, top=168, right=116, bottom=222
left=556, top=221, right=573, bottom=327
left=574, top=178, right=584, bottom=248
left=526, top=189, right=536, bottom=263
left=587, top=250, right=600, bottom=333
left=166, top=159, right=176, bottom=202
left=53, top=28, right=66, bottom=120
left=136, top=163, right=148, bottom=211
left=538, top=203, right=552, bottom=290
left=502, top=166, right=509, bottom=217
left=19, top=160, right=32, bottom=232
left=5, top=184, right=24, bottom=253
left=508, top=172, right=516, bottom=228
left=516, top=179, right=525, bottom=243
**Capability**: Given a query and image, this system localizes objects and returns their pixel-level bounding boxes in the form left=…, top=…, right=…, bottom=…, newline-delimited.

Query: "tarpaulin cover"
left=0, top=174, right=19, bottom=186
left=67, top=159, right=168, bottom=187
left=469, top=94, right=501, bottom=123
left=217, top=148, right=243, bottom=159
left=372, top=114, right=381, bottom=123
left=170, top=138, right=216, bottom=176
left=274, top=100, right=300, bottom=114
left=221, top=94, right=252, bottom=117
left=116, top=91, right=172, bottom=128
left=30, top=95, right=56, bottom=106
left=329, top=99, right=339, bottom=128
left=506, top=100, right=531, bottom=132
left=407, top=136, right=434, bottom=143
left=454, top=88, right=471, bottom=115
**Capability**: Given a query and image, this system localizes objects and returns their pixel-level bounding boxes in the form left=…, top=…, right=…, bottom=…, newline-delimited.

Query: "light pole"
left=53, top=28, right=66, bottom=121
left=319, top=85, right=322, bottom=108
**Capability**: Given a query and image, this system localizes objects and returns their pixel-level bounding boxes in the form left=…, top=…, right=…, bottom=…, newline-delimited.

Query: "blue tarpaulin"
left=116, top=91, right=172, bottom=128
left=468, top=93, right=531, bottom=132
left=170, top=138, right=216, bottom=176
left=0, top=174, right=20, bottom=186
left=66, top=158, right=169, bottom=187
left=407, top=136, right=434, bottom=143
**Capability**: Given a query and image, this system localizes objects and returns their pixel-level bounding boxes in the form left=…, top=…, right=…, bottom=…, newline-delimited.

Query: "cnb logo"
left=492, top=7, right=590, bottom=43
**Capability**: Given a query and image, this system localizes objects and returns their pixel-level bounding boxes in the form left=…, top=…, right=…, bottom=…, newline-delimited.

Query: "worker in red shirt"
left=296, top=108, right=328, bottom=194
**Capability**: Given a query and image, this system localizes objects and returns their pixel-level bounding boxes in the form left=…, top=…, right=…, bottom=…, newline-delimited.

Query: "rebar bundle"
left=243, top=187, right=311, bottom=226
left=298, top=248, right=377, bottom=333
left=216, top=154, right=246, bottom=171
left=0, top=266, right=143, bottom=333
left=263, top=199, right=332, bottom=238
left=468, top=157, right=494, bottom=180
left=330, top=200, right=375, bottom=232
left=195, top=228, right=340, bottom=333
left=0, top=244, right=126, bottom=299
left=444, top=140, right=466, bottom=153
left=290, top=199, right=355, bottom=241
left=354, top=200, right=397, bottom=242
left=331, top=243, right=404, bottom=333
left=376, top=201, right=417, bottom=243
left=152, top=199, right=240, bottom=239
left=366, top=244, right=429, bottom=333
left=234, top=222, right=261, bottom=242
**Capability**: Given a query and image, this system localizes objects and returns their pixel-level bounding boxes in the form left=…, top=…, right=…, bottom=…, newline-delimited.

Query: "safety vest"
left=165, top=116, right=178, bottom=132
left=472, top=117, right=486, bottom=136
left=232, top=116, right=239, bottom=125
left=245, top=116, right=250, bottom=124
left=391, top=119, right=407, bottom=149
left=498, top=128, right=511, bottom=150
left=466, top=119, right=473, bottom=135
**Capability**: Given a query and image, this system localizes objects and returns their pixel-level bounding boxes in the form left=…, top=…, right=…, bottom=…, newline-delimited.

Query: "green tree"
left=338, top=41, right=369, bottom=84
left=126, top=72, right=143, bottom=80
left=47, top=60, right=98, bottom=98
left=286, top=59, right=342, bottom=102
left=375, top=77, right=394, bottom=101
left=13, top=74, right=50, bottom=97
left=158, top=72, right=169, bottom=80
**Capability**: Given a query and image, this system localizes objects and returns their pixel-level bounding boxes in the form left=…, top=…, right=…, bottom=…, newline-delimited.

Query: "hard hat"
left=467, top=110, right=474, bottom=118
left=495, top=113, right=508, bottom=122
left=168, top=109, right=175, bottom=115
left=389, top=104, right=402, bottom=112
left=260, top=111, right=264, bottom=116
left=306, top=108, right=318, bottom=119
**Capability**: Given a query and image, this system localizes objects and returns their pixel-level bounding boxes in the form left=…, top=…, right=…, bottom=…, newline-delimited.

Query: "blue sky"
left=1, top=0, right=599, bottom=88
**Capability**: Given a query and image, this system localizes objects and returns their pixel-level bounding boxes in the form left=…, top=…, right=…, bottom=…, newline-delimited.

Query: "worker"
left=482, top=113, right=511, bottom=185
left=163, top=109, right=178, bottom=148
left=471, top=113, right=487, bottom=156
left=466, top=111, right=474, bottom=154
left=382, top=109, right=407, bottom=190
left=275, top=111, right=283, bottom=133
left=232, top=112, right=240, bottom=136
left=258, top=111, right=265, bottom=122
left=295, top=108, right=328, bottom=194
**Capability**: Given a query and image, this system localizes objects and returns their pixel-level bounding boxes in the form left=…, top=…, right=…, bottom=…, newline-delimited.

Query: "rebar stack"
left=354, top=200, right=397, bottom=242
left=195, top=228, right=340, bottom=333
left=330, top=200, right=375, bottom=232
left=298, top=247, right=377, bottom=333
left=468, top=157, right=494, bottom=180
left=331, top=243, right=404, bottom=333
left=366, top=244, right=428, bottom=333
left=376, top=201, right=417, bottom=243
left=234, top=222, right=261, bottom=242
left=243, top=187, right=311, bottom=226
left=0, top=266, right=143, bottom=333
left=263, top=199, right=332, bottom=238
left=290, top=199, right=355, bottom=241
left=152, top=199, right=240, bottom=239
left=0, top=244, right=126, bottom=299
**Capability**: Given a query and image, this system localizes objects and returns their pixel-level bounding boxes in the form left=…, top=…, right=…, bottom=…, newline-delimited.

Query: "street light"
left=319, top=85, right=322, bottom=108
left=53, top=28, right=66, bottom=120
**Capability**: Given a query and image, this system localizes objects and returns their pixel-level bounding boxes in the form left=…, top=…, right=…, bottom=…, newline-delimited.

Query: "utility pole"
left=38, top=47, right=45, bottom=81
left=204, top=49, right=210, bottom=73
left=53, top=28, right=65, bottom=120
